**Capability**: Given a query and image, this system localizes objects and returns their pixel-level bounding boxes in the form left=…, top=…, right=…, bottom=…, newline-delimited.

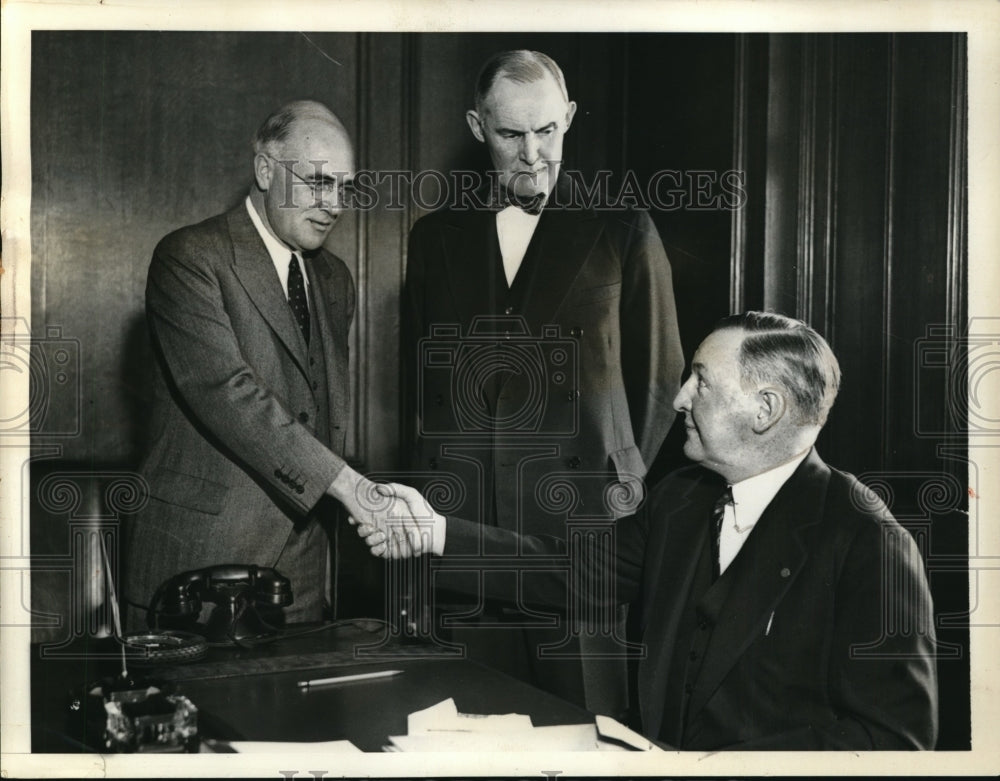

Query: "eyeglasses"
left=266, top=155, right=355, bottom=206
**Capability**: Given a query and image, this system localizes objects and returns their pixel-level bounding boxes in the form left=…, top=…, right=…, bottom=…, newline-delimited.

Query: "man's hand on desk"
left=350, top=482, right=446, bottom=559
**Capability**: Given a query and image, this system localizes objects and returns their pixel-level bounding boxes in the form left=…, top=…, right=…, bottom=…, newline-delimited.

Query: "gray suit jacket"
left=124, top=204, right=354, bottom=620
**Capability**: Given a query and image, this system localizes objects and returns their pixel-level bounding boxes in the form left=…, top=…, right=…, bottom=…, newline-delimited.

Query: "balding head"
left=252, top=99, right=349, bottom=159
left=249, top=99, right=355, bottom=253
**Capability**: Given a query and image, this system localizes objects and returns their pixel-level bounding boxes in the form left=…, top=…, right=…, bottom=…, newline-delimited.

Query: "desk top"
left=32, top=622, right=591, bottom=753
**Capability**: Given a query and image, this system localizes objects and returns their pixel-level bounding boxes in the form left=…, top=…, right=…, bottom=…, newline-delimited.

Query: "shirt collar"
left=729, top=449, right=811, bottom=531
left=245, top=196, right=298, bottom=266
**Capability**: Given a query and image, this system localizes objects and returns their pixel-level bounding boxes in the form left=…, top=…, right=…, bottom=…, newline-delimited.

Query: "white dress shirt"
left=496, top=206, right=542, bottom=286
left=718, top=449, right=810, bottom=574
left=245, top=196, right=309, bottom=306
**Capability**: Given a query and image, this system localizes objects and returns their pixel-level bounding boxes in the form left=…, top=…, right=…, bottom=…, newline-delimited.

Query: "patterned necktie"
left=287, top=253, right=310, bottom=346
left=711, top=485, right=733, bottom=580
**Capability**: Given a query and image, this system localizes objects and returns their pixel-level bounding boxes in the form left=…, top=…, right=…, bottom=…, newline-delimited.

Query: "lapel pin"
left=780, top=567, right=791, bottom=578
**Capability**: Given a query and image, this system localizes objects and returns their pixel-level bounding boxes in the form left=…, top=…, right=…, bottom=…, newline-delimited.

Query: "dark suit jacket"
left=123, top=203, right=354, bottom=622
left=403, top=174, right=684, bottom=536
left=443, top=449, right=939, bottom=749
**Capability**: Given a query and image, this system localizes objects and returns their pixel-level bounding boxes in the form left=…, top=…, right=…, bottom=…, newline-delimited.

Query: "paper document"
left=595, top=714, right=657, bottom=751
left=201, top=739, right=362, bottom=753
left=388, top=723, right=614, bottom=752
left=387, top=699, right=662, bottom=752
left=408, top=697, right=534, bottom=734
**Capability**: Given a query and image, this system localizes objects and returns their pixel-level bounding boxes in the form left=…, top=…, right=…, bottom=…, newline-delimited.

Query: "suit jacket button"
left=568, top=456, right=581, bottom=469
left=570, top=326, right=583, bottom=338
left=312, top=380, right=319, bottom=390
left=296, top=486, right=305, bottom=495
left=566, top=390, right=580, bottom=401
left=274, top=469, right=282, bottom=479
left=310, top=357, right=316, bottom=366
left=298, top=412, right=309, bottom=423
left=698, top=620, right=708, bottom=631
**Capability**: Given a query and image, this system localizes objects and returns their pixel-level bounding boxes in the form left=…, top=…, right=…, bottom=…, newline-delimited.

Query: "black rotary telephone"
left=145, top=564, right=293, bottom=644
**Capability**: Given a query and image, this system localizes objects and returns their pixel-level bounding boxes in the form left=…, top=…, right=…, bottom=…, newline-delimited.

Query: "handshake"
left=340, top=476, right=446, bottom=559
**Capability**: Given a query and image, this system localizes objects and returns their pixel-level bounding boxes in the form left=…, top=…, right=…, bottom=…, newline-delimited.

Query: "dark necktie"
left=504, top=189, right=546, bottom=216
left=287, top=253, right=310, bottom=346
left=710, top=485, right=733, bottom=581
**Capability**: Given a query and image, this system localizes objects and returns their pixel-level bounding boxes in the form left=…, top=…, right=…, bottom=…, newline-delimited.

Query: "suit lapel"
left=440, top=208, right=502, bottom=329
left=305, top=253, right=346, bottom=413
left=638, top=470, right=723, bottom=740
left=686, top=450, right=831, bottom=720
left=517, top=176, right=604, bottom=334
left=227, top=206, right=310, bottom=375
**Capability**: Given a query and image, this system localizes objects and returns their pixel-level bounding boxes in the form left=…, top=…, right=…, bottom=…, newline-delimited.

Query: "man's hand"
left=351, top=482, right=446, bottom=559
left=327, top=468, right=437, bottom=556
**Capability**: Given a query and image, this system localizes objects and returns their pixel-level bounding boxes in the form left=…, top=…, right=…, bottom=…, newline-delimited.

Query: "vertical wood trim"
left=620, top=35, right=631, bottom=179
left=880, top=35, right=898, bottom=472
left=403, top=33, right=416, bottom=239
left=397, top=33, right=417, bottom=455
left=355, top=32, right=371, bottom=467
left=822, top=38, right=839, bottom=341
left=796, top=34, right=817, bottom=325
left=947, top=33, right=968, bottom=337
left=729, top=34, right=749, bottom=314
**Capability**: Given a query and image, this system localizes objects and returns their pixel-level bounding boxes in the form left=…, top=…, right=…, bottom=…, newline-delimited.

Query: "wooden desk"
left=31, top=622, right=591, bottom=752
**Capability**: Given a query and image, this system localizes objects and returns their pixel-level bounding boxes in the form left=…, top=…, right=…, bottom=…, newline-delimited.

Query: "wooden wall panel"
left=737, top=32, right=969, bottom=748
left=30, top=31, right=361, bottom=464
left=823, top=35, right=895, bottom=476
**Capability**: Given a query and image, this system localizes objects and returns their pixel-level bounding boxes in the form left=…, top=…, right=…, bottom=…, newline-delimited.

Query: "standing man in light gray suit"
left=124, top=100, right=421, bottom=628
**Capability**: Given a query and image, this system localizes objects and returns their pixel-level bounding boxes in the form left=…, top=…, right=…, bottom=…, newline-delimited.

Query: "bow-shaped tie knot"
left=502, top=189, right=546, bottom=216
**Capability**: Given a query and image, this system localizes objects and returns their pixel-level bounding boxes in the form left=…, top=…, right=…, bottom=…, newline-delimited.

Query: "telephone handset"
left=146, top=564, right=293, bottom=643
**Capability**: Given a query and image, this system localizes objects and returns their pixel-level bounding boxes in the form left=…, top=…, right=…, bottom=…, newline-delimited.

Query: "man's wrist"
left=327, top=463, right=362, bottom=506
left=430, top=513, right=447, bottom=556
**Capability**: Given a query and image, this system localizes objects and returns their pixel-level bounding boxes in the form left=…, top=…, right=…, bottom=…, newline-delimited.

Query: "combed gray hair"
left=473, top=50, right=570, bottom=114
left=714, top=311, right=842, bottom=426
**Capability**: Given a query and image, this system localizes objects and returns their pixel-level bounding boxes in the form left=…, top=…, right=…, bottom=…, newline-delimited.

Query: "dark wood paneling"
left=737, top=32, right=969, bottom=748
left=31, top=31, right=360, bottom=464
left=625, top=33, right=737, bottom=370
left=762, top=34, right=804, bottom=315
left=824, top=34, right=894, bottom=476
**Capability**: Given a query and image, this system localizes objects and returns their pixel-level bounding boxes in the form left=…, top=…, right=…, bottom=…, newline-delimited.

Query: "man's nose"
left=673, top=377, right=693, bottom=412
left=519, top=133, right=541, bottom=164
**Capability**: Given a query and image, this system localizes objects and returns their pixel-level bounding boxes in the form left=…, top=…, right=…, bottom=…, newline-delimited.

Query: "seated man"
left=361, top=312, right=939, bottom=750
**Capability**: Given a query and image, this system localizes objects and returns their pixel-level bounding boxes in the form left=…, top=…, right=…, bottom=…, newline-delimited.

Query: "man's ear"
left=564, top=100, right=578, bottom=131
left=466, top=110, right=486, bottom=143
left=752, top=387, right=787, bottom=434
left=253, top=153, right=273, bottom=191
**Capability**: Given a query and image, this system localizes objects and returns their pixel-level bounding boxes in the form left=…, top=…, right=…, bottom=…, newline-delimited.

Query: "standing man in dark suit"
left=124, top=100, right=423, bottom=629
left=403, top=50, right=683, bottom=713
left=372, top=312, right=939, bottom=749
